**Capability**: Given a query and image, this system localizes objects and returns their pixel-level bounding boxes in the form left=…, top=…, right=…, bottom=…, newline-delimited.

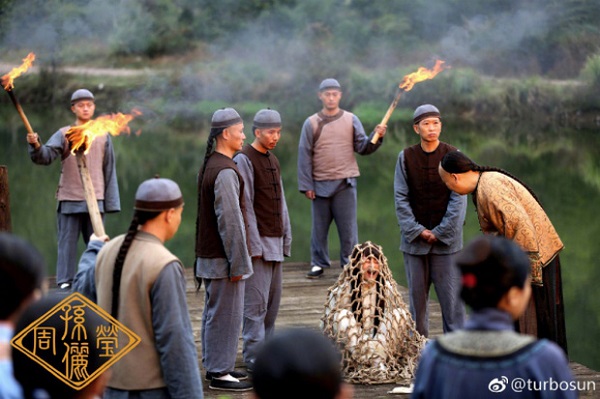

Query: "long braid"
left=194, top=128, right=222, bottom=290
left=441, top=151, right=543, bottom=208
left=111, top=210, right=160, bottom=318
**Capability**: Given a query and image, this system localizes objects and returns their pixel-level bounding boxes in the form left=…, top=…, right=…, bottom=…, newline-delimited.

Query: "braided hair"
left=111, top=210, right=161, bottom=318
left=441, top=150, right=543, bottom=207
left=349, top=242, right=386, bottom=335
left=194, top=127, right=225, bottom=289
left=456, top=235, right=530, bottom=311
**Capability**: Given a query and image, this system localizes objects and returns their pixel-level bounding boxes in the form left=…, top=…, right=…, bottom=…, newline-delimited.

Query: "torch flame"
left=1, top=53, right=36, bottom=91
left=66, top=109, right=142, bottom=154
left=399, top=59, right=446, bottom=92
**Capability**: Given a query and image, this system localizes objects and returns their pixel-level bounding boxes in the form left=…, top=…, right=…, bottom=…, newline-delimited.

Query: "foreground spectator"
left=0, top=233, right=46, bottom=399
left=411, top=236, right=575, bottom=399
left=252, top=328, right=353, bottom=399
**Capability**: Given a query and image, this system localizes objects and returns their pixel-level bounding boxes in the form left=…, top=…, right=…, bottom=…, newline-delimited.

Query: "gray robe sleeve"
left=102, top=135, right=121, bottom=213
left=215, top=169, right=252, bottom=277
left=233, top=152, right=262, bottom=257
left=152, top=263, right=204, bottom=399
left=353, top=115, right=382, bottom=155
left=28, top=128, right=69, bottom=164
left=297, top=118, right=315, bottom=193
left=430, top=190, right=467, bottom=246
left=72, top=239, right=106, bottom=302
left=394, top=150, right=425, bottom=243
left=281, top=180, right=292, bottom=257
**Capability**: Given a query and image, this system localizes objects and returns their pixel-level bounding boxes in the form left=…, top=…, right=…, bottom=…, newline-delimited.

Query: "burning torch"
left=371, top=60, right=447, bottom=144
left=65, top=110, right=142, bottom=237
left=1, top=53, right=36, bottom=134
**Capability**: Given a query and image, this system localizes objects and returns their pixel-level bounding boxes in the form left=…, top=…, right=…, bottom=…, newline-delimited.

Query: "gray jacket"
left=394, top=150, right=467, bottom=255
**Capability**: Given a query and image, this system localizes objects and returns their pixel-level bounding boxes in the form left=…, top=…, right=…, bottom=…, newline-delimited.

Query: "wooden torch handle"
left=371, top=88, right=403, bottom=144
left=5, top=89, right=34, bottom=134
left=75, top=152, right=106, bottom=237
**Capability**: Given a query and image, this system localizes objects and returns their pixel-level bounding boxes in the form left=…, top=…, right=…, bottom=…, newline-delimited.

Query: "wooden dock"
left=183, top=262, right=599, bottom=399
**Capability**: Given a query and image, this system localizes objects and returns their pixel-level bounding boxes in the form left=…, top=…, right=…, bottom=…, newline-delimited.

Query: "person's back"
left=12, top=294, right=109, bottom=399
left=252, top=328, right=353, bottom=399
left=411, top=236, right=576, bottom=399
left=0, top=232, right=46, bottom=399
left=88, top=177, right=204, bottom=398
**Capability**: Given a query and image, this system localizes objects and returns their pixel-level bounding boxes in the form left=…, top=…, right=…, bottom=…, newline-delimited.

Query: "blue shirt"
left=411, top=309, right=577, bottom=399
left=0, top=324, right=23, bottom=399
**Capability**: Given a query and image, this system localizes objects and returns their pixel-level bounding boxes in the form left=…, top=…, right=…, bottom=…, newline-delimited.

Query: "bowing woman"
left=438, top=150, right=567, bottom=355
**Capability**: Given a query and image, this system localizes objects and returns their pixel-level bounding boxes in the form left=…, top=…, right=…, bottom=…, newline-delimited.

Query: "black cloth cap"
left=319, top=78, right=341, bottom=91
left=413, top=104, right=441, bottom=124
left=211, top=108, right=243, bottom=129
left=134, top=177, right=183, bottom=211
left=70, top=89, right=94, bottom=104
left=253, top=108, right=282, bottom=129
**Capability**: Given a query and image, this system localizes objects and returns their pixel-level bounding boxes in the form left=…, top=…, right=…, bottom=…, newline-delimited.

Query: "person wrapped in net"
left=322, top=241, right=425, bottom=384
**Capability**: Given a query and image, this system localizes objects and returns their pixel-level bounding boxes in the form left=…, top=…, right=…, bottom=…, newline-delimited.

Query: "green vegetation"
left=1, top=1, right=598, bottom=125
left=1, top=0, right=600, bottom=372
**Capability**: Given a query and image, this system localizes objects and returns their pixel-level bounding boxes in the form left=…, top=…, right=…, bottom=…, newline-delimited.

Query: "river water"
left=1, top=107, right=599, bottom=370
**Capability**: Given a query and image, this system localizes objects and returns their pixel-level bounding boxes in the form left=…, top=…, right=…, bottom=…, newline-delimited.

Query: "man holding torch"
left=298, top=78, right=387, bottom=279
left=26, top=89, right=120, bottom=290
left=394, top=104, right=466, bottom=337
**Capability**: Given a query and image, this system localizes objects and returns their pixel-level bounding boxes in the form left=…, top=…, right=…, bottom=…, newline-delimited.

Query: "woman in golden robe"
left=438, top=151, right=567, bottom=355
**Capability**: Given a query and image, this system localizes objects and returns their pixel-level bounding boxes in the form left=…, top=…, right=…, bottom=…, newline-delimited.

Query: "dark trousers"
left=517, top=256, right=568, bottom=355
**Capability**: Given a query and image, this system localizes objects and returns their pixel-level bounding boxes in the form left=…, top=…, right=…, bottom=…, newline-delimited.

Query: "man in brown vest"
left=233, top=109, right=292, bottom=371
left=26, top=89, right=120, bottom=290
left=394, top=104, right=467, bottom=337
left=195, top=108, right=253, bottom=392
left=298, top=78, right=387, bottom=278
left=73, top=177, right=204, bottom=399
left=84, top=177, right=204, bottom=398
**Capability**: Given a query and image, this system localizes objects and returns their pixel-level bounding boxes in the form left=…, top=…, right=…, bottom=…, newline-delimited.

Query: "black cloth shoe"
left=205, top=370, right=248, bottom=381
left=209, top=377, right=253, bottom=392
left=306, top=266, right=323, bottom=279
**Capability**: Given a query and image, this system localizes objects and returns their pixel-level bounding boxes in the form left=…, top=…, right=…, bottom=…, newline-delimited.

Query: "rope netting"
left=322, top=241, right=425, bottom=384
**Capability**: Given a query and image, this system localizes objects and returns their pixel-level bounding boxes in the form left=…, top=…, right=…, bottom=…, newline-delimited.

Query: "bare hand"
left=305, top=190, right=316, bottom=200
left=374, top=124, right=387, bottom=138
left=27, top=132, right=41, bottom=149
left=230, top=275, right=243, bottom=282
left=420, top=229, right=438, bottom=244
left=90, top=233, right=110, bottom=242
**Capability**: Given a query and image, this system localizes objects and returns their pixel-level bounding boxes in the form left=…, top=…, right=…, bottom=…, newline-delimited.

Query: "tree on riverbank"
left=1, top=0, right=599, bottom=126
left=1, top=0, right=599, bottom=78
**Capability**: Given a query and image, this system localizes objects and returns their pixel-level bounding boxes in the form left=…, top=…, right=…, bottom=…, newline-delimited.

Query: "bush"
left=580, top=53, right=600, bottom=89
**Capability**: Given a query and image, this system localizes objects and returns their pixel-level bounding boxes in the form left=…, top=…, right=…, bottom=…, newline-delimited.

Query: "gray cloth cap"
left=211, top=108, right=243, bottom=129
left=413, top=104, right=441, bottom=124
left=134, top=177, right=183, bottom=212
left=70, top=89, right=94, bottom=104
left=253, top=108, right=282, bottom=129
left=319, top=78, right=341, bottom=91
